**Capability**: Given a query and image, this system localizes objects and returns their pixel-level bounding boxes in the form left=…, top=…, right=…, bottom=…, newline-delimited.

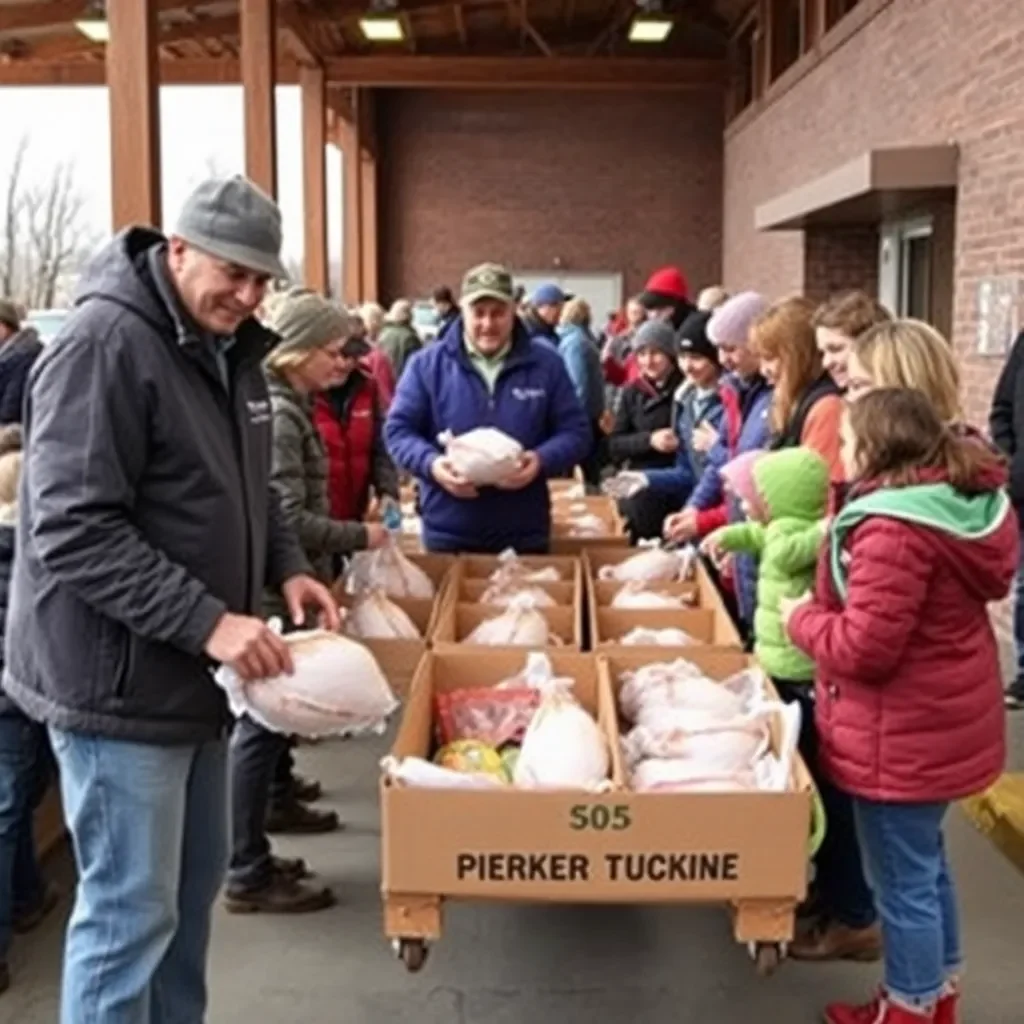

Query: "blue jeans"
left=853, top=799, right=962, bottom=1008
left=49, top=729, right=229, bottom=1024
left=0, top=711, right=51, bottom=963
left=1012, top=548, right=1024, bottom=698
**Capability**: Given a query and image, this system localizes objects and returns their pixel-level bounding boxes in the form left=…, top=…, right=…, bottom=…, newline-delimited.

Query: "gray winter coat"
left=264, top=369, right=368, bottom=617
left=2, top=228, right=309, bottom=744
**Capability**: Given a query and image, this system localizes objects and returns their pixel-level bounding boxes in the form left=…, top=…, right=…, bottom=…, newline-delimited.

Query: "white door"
left=514, top=271, right=624, bottom=320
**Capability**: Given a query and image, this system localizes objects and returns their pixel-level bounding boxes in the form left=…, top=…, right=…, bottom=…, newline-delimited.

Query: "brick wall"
left=803, top=227, right=879, bottom=303
left=723, top=0, right=1024, bottom=636
left=376, top=89, right=725, bottom=303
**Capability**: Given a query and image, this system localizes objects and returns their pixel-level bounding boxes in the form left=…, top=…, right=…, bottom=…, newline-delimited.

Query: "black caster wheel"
left=397, top=938, right=429, bottom=972
left=751, top=942, right=783, bottom=978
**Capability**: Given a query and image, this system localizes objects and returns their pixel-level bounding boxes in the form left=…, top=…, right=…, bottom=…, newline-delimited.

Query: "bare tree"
left=0, top=135, right=95, bottom=309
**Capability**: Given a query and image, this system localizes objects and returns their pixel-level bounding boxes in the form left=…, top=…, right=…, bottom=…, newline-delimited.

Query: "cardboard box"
left=334, top=552, right=455, bottom=697
left=549, top=496, right=628, bottom=556
left=591, top=607, right=718, bottom=648
left=583, top=548, right=743, bottom=649
left=433, top=602, right=582, bottom=650
left=381, top=648, right=811, bottom=912
left=457, top=552, right=580, bottom=581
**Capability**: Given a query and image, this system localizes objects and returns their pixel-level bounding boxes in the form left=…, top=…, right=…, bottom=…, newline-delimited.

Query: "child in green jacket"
left=702, top=446, right=830, bottom=684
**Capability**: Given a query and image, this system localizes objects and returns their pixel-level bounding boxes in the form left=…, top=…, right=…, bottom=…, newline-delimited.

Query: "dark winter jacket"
left=608, top=369, right=683, bottom=470
left=384, top=317, right=591, bottom=553
left=989, top=329, right=1024, bottom=507
left=646, top=379, right=726, bottom=505
left=0, top=328, right=43, bottom=424
left=520, top=309, right=560, bottom=350
left=378, top=322, right=422, bottom=382
left=2, top=228, right=309, bottom=744
left=265, top=370, right=369, bottom=617
left=0, top=523, right=14, bottom=715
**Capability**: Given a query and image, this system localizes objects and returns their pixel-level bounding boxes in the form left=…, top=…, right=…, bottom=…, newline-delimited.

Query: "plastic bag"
left=345, top=590, right=422, bottom=640
left=215, top=626, right=398, bottom=738
left=602, top=471, right=649, bottom=500
left=567, top=513, right=606, bottom=537
left=611, top=582, right=689, bottom=610
left=618, top=660, right=759, bottom=722
left=439, top=427, right=523, bottom=486
left=434, top=687, right=541, bottom=746
left=465, top=594, right=555, bottom=647
left=622, top=719, right=771, bottom=770
left=514, top=680, right=610, bottom=790
left=346, top=541, right=435, bottom=600
left=620, top=627, right=696, bottom=647
left=480, top=579, right=556, bottom=608
left=381, top=755, right=507, bottom=790
left=631, top=759, right=759, bottom=793
left=488, top=548, right=562, bottom=584
left=597, top=545, right=693, bottom=584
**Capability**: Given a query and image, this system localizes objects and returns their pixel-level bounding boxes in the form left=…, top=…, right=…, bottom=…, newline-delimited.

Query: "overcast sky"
left=0, top=86, right=342, bottom=266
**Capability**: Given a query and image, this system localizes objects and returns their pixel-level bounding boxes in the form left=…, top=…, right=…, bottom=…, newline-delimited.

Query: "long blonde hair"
left=750, top=295, right=822, bottom=435
left=852, top=319, right=962, bottom=424
left=0, top=451, right=22, bottom=525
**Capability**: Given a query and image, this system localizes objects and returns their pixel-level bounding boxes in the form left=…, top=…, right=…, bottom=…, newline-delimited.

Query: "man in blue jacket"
left=385, top=263, right=591, bottom=554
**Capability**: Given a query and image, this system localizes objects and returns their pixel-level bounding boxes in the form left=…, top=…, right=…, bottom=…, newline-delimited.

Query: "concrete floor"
left=5, top=722, right=1024, bottom=1024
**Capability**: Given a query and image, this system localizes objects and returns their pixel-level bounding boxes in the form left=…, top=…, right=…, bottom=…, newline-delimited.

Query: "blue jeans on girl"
left=853, top=798, right=961, bottom=1009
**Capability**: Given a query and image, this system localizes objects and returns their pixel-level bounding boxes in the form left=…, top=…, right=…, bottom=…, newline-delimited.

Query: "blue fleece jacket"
left=687, top=373, right=773, bottom=625
left=645, top=382, right=725, bottom=506
left=556, top=323, right=605, bottom=421
left=384, top=318, right=591, bottom=554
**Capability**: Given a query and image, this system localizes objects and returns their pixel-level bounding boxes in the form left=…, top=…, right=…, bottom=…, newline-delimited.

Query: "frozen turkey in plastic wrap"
left=597, top=543, right=697, bottom=584
left=567, top=513, right=607, bottom=537
left=618, top=660, right=760, bottom=723
left=345, top=590, right=422, bottom=640
left=631, top=760, right=760, bottom=793
left=611, top=582, right=690, bottom=610
left=513, top=679, right=610, bottom=790
left=215, top=625, right=398, bottom=739
left=438, top=426, right=524, bottom=486
left=488, top=548, right=562, bottom=584
left=480, top=579, right=557, bottom=608
left=621, top=719, right=771, bottom=771
left=465, top=594, right=556, bottom=647
left=620, top=627, right=697, bottom=647
left=345, top=541, right=435, bottom=600
left=380, top=756, right=507, bottom=790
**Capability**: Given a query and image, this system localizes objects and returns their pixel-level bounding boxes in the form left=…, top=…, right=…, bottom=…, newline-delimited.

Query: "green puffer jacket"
left=265, top=370, right=369, bottom=617
left=712, top=447, right=829, bottom=681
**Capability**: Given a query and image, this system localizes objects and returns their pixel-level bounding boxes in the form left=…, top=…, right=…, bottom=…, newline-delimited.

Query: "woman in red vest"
left=313, top=334, right=400, bottom=538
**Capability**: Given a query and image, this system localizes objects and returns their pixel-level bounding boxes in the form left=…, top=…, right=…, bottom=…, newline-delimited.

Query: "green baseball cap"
left=460, top=262, right=515, bottom=305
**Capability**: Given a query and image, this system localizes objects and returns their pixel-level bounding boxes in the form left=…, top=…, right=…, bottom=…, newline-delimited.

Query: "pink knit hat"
left=720, top=450, right=767, bottom=511
left=707, top=291, right=769, bottom=347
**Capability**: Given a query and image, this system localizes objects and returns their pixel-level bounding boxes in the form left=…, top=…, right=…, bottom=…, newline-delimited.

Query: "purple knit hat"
left=707, top=291, right=769, bottom=347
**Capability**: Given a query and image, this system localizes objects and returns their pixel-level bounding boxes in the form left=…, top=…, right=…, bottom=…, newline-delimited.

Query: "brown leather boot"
left=271, top=855, right=312, bottom=881
left=223, top=875, right=336, bottom=915
left=265, top=800, right=340, bottom=835
left=789, top=920, right=883, bottom=962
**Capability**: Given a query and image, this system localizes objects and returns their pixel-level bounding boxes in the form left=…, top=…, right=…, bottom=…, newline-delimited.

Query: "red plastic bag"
left=435, top=687, right=541, bottom=746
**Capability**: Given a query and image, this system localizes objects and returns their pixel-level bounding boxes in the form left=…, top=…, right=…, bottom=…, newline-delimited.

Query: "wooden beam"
left=241, top=0, right=278, bottom=198
left=756, top=0, right=771, bottom=94
left=513, top=0, right=553, bottom=56
left=803, top=0, right=826, bottom=49
left=107, top=0, right=161, bottom=229
left=340, top=90, right=364, bottom=305
left=0, top=58, right=301, bottom=86
left=0, top=0, right=185, bottom=34
left=301, top=64, right=328, bottom=294
left=281, top=8, right=320, bottom=65
left=453, top=4, right=467, bottom=46
left=359, top=92, right=379, bottom=303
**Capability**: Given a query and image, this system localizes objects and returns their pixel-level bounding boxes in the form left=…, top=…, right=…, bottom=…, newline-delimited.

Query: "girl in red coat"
left=783, top=388, right=1018, bottom=1024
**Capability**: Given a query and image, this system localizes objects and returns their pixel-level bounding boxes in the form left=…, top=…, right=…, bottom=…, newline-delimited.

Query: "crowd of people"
left=0, top=173, right=1019, bottom=1024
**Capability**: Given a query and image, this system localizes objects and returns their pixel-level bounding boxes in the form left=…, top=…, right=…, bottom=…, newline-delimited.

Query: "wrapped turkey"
left=620, top=627, right=696, bottom=647
left=611, top=582, right=689, bottom=610
left=346, top=541, right=435, bottom=600
left=631, top=760, right=758, bottom=793
left=215, top=627, right=397, bottom=738
left=567, top=513, right=606, bottom=537
left=622, top=719, right=770, bottom=770
left=618, top=660, right=758, bottom=722
left=514, top=680, right=610, bottom=790
left=465, top=594, right=554, bottom=647
left=439, top=427, right=524, bottom=486
left=488, top=548, right=562, bottom=584
left=480, top=580, right=556, bottom=608
left=381, top=756, right=507, bottom=790
left=597, top=545, right=694, bottom=584
left=345, top=591, right=422, bottom=640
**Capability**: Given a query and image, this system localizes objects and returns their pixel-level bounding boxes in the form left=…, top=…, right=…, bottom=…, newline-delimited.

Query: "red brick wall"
left=723, top=0, right=1024, bottom=638
left=377, top=89, right=724, bottom=304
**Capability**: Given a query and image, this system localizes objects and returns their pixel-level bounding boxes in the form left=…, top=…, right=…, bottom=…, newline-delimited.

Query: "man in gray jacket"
left=2, top=176, right=339, bottom=1024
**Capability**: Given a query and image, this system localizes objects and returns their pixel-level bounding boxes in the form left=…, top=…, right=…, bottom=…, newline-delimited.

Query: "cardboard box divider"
left=591, top=579, right=700, bottom=607
left=456, top=578, right=577, bottom=606
left=583, top=547, right=743, bottom=649
left=433, top=603, right=582, bottom=651
left=592, top=607, right=717, bottom=647
left=457, top=552, right=579, bottom=581
left=381, top=648, right=811, bottom=919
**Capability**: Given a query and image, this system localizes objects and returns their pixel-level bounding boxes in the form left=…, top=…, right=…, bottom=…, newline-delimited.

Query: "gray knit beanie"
left=632, top=319, right=678, bottom=361
left=265, top=286, right=351, bottom=357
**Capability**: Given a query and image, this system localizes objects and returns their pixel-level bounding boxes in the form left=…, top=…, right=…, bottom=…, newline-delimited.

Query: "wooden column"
left=241, top=0, right=278, bottom=197
left=359, top=91, right=379, bottom=303
left=107, top=0, right=161, bottom=229
left=301, top=65, right=328, bottom=294
left=341, top=89, right=364, bottom=306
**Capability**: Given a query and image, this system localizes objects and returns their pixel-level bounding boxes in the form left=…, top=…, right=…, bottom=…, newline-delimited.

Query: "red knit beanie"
left=643, top=266, right=690, bottom=303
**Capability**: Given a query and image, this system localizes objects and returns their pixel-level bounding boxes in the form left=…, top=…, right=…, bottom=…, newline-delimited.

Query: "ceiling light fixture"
left=75, top=0, right=109, bottom=43
left=359, top=15, right=405, bottom=42
left=628, top=0, right=673, bottom=43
